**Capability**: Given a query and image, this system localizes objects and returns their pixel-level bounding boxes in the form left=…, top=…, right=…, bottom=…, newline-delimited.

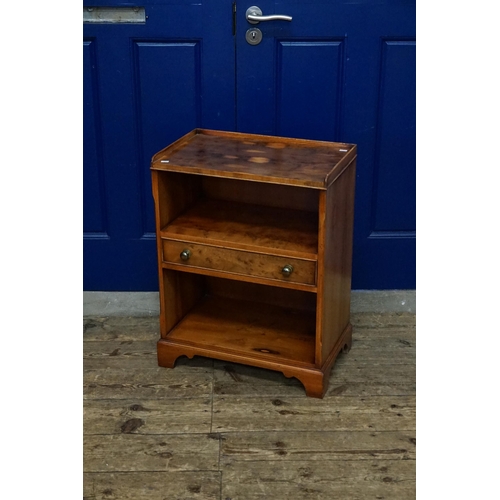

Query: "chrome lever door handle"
left=246, top=6, right=292, bottom=24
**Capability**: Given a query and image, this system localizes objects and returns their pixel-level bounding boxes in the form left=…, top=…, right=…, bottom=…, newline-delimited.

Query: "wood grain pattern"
left=162, top=239, right=317, bottom=286
left=221, top=430, right=415, bottom=462
left=161, top=198, right=318, bottom=259
left=206, top=277, right=317, bottom=312
left=83, top=316, right=160, bottom=341
left=212, top=395, right=416, bottom=432
left=202, top=176, right=319, bottom=212
left=84, top=434, right=219, bottom=472
left=83, top=398, right=212, bottom=435
left=83, top=340, right=157, bottom=359
left=84, top=366, right=213, bottom=400
left=84, top=353, right=158, bottom=370
left=349, top=337, right=415, bottom=361
left=221, top=459, right=415, bottom=500
left=331, top=359, right=416, bottom=384
left=151, top=129, right=357, bottom=189
left=316, top=159, right=356, bottom=366
left=352, top=327, right=416, bottom=340
left=352, top=311, right=417, bottom=329
left=84, top=471, right=221, bottom=500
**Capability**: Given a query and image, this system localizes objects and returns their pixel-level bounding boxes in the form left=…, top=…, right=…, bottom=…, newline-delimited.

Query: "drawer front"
left=162, top=239, right=316, bottom=286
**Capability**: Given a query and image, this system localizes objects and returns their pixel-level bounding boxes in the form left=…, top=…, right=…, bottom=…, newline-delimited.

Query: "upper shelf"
left=161, top=198, right=318, bottom=259
left=151, top=129, right=357, bottom=189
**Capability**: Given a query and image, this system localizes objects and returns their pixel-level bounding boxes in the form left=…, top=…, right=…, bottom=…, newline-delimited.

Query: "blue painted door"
left=84, top=0, right=415, bottom=290
left=236, top=0, right=415, bottom=289
left=83, top=0, right=235, bottom=290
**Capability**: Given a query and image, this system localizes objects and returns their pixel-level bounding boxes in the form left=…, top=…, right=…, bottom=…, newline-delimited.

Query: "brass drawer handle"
left=180, top=249, right=191, bottom=261
left=281, top=264, right=294, bottom=277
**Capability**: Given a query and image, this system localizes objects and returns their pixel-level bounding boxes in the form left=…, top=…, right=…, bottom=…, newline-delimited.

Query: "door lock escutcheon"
left=245, top=27, right=263, bottom=45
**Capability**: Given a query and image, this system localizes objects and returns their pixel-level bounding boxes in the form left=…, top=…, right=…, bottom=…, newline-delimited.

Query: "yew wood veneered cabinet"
left=150, top=129, right=356, bottom=398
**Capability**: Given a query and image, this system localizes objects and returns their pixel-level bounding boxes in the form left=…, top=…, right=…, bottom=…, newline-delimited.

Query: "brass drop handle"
left=281, top=264, right=294, bottom=277
left=180, top=249, right=191, bottom=261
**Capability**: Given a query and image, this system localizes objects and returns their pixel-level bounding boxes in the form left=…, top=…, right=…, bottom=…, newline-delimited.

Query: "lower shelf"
left=165, top=294, right=317, bottom=367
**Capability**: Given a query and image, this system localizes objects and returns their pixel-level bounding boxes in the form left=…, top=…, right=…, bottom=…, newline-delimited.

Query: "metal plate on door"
left=83, top=7, right=146, bottom=24
left=246, top=28, right=263, bottom=45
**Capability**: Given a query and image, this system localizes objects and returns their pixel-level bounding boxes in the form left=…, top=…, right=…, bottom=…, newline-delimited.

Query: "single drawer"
left=162, top=239, right=316, bottom=286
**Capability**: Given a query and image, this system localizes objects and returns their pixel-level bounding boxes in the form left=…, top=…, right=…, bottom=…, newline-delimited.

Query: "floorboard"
left=83, top=471, right=221, bottom=500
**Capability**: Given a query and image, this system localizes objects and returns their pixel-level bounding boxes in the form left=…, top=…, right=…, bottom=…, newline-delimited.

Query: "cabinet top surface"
left=151, top=129, right=356, bottom=189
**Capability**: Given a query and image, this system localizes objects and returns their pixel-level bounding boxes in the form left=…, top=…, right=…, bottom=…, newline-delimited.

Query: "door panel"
left=372, top=40, right=416, bottom=232
left=83, top=39, right=107, bottom=235
left=276, top=40, right=344, bottom=140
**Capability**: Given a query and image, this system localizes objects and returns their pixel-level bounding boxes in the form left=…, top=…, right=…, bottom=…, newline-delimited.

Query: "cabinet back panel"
left=202, top=177, right=319, bottom=213
left=206, top=276, right=317, bottom=313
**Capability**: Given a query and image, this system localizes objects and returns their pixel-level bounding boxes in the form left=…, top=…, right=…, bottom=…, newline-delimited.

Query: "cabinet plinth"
left=151, top=129, right=356, bottom=398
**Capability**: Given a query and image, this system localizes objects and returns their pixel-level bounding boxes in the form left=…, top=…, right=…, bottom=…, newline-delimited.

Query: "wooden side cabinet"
left=150, top=129, right=357, bottom=398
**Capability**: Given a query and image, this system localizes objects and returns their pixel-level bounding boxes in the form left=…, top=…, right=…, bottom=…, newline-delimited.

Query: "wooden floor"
left=83, top=312, right=416, bottom=499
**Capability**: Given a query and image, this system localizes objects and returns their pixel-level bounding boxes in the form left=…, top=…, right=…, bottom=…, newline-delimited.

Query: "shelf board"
left=166, top=295, right=316, bottom=367
left=161, top=198, right=318, bottom=259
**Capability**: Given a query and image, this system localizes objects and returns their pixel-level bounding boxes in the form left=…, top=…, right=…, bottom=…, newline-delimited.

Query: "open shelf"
left=166, top=293, right=316, bottom=367
left=161, top=198, right=318, bottom=259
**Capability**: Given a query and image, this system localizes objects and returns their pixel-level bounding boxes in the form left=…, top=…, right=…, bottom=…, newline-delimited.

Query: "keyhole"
left=246, top=27, right=262, bottom=45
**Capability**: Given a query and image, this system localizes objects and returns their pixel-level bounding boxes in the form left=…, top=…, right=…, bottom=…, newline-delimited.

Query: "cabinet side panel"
left=152, top=170, right=167, bottom=333
left=155, top=171, right=203, bottom=229
left=151, top=170, right=203, bottom=336
left=316, top=160, right=356, bottom=365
